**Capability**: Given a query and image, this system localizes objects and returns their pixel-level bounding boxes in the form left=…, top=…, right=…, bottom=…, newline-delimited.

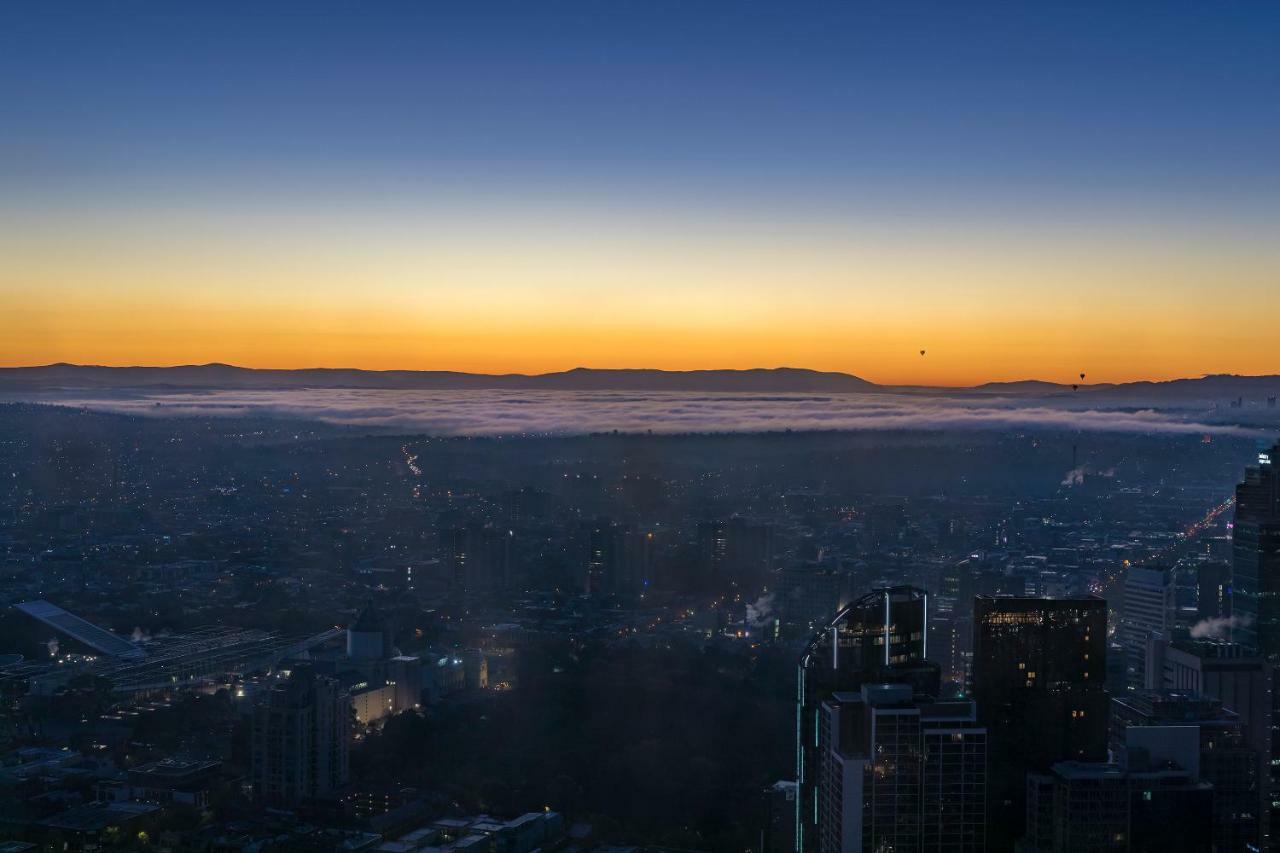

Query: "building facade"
left=251, top=667, right=350, bottom=806
left=817, top=684, right=985, bottom=853
left=1120, top=567, right=1173, bottom=690
left=796, top=586, right=930, bottom=852
left=971, top=596, right=1108, bottom=851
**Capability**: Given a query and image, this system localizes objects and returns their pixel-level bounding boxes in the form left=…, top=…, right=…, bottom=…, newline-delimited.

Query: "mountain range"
left=1, top=363, right=1278, bottom=400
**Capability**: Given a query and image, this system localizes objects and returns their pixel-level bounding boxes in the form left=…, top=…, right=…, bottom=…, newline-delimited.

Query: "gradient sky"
left=2, top=2, right=1278, bottom=385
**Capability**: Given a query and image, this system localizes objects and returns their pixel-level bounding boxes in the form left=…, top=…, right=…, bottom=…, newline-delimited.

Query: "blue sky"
left=4, top=2, right=1276, bottom=206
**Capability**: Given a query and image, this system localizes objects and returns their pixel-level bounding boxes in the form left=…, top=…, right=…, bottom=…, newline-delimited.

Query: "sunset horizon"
left=4, top=4, right=1278, bottom=388
left=3, top=359, right=1278, bottom=390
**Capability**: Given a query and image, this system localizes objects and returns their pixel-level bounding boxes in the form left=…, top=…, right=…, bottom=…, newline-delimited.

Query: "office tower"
left=251, top=667, right=350, bottom=806
left=1023, top=764, right=1127, bottom=853
left=1232, top=444, right=1280, bottom=652
left=919, top=696, right=987, bottom=852
left=440, top=524, right=513, bottom=594
left=1230, top=443, right=1280, bottom=840
left=796, top=586, right=930, bottom=852
left=1120, top=567, right=1173, bottom=689
left=697, top=517, right=774, bottom=590
left=925, top=596, right=967, bottom=694
left=817, top=684, right=985, bottom=853
left=971, top=596, right=1108, bottom=851
left=1147, top=634, right=1273, bottom=844
left=1022, top=760, right=1212, bottom=853
left=1196, top=560, right=1232, bottom=623
left=582, top=518, right=653, bottom=597
left=1111, top=689, right=1260, bottom=851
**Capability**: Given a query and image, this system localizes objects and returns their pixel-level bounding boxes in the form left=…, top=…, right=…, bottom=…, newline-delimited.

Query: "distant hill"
left=973, top=374, right=1280, bottom=401
left=972, top=379, right=1091, bottom=393
left=0, top=363, right=879, bottom=393
left=1086, top=374, right=1280, bottom=401
left=1, top=363, right=1277, bottom=400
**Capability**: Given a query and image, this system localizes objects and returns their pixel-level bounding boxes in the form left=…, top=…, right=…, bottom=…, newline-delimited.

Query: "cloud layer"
left=10, top=388, right=1265, bottom=438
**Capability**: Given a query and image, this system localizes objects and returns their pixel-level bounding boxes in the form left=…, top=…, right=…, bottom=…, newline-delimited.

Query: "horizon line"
left=3, top=361, right=1275, bottom=391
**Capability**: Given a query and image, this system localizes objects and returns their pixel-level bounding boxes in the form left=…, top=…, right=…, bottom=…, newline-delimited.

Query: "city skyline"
left=2, top=4, right=1278, bottom=852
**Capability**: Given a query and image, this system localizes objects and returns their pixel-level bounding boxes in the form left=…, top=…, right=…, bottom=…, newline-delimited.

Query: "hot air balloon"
left=919, top=349, right=926, bottom=356
left=1079, top=372, right=1086, bottom=381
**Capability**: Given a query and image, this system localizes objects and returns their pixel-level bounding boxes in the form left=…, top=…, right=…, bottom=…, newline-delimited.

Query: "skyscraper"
left=582, top=518, right=653, bottom=597
left=1196, top=560, right=1232, bottom=624
left=796, top=586, right=931, bottom=852
left=251, top=667, right=351, bottom=806
left=1021, top=759, right=1212, bottom=853
left=1147, top=634, right=1273, bottom=845
left=817, top=684, right=986, bottom=853
left=439, top=524, right=512, bottom=594
left=1111, top=689, right=1261, bottom=851
left=697, top=517, right=774, bottom=590
left=919, top=697, right=987, bottom=852
left=971, top=596, right=1108, bottom=851
left=1231, top=444, right=1280, bottom=653
left=1230, top=442, right=1280, bottom=843
left=1120, top=567, right=1173, bottom=690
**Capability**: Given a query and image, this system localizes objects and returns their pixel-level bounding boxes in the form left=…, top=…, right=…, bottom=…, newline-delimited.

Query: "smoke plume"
left=1189, top=613, right=1252, bottom=639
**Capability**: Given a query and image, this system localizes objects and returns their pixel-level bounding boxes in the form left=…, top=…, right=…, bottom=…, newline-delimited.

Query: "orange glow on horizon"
left=2, top=206, right=1277, bottom=387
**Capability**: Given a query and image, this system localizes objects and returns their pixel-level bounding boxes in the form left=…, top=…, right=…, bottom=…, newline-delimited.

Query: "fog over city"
left=3, top=388, right=1271, bottom=437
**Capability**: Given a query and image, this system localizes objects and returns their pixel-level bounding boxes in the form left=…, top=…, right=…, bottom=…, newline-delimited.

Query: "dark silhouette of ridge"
left=1, top=363, right=1278, bottom=398
left=0, top=364, right=876, bottom=393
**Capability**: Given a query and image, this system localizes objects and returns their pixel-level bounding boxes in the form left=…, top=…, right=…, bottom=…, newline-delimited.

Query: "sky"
left=1, top=1, right=1277, bottom=386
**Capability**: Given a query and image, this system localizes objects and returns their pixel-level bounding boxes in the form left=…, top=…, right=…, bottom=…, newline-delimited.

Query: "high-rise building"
left=581, top=518, right=653, bottom=597
left=1023, top=763, right=1127, bottom=853
left=971, top=596, right=1108, bottom=851
left=796, top=586, right=930, bottom=852
left=440, top=524, right=512, bottom=594
left=919, top=697, right=987, bottom=853
left=817, top=684, right=986, bottom=853
left=1021, top=760, right=1212, bottom=853
left=1120, top=567, right=1174, bottom=690
left=925, top=595, right=968, bottom=694
left=1231, top=444, right=1280, bottom=652
left=1147, top=634, right=1273, bottom=844
left=251, top=667, right=350, bottom=806
left=1196, top=560, right=1232, bottom=624
left=697, top=517, right=775, bottom=590
left=1111, top=689, right=1260, bottom=851
left=1230, top=443, right=1280, bottom=839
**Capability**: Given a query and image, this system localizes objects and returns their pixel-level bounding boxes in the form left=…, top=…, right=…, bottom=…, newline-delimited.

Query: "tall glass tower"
left=794, top=585, right=931, bottom=852
left=1230, top=442, right=1280, bottom=843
